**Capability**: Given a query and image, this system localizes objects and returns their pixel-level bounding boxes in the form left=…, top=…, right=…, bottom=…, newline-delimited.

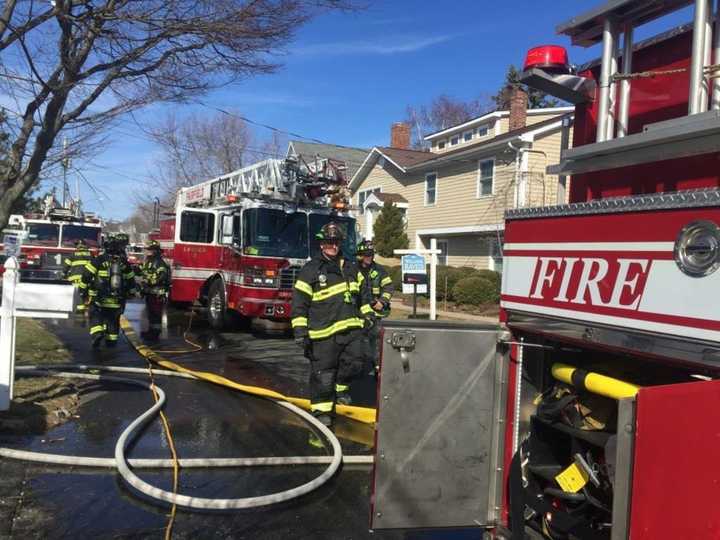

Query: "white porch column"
left=430, top=238, right=437, bottom=321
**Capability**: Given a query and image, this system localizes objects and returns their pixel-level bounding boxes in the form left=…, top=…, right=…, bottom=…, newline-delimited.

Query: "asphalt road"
left=0, top=302, right=482, bottom=539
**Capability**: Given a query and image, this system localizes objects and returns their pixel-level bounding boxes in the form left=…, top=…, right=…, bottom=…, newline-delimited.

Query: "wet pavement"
left=0, top=302, right=482, bottom=539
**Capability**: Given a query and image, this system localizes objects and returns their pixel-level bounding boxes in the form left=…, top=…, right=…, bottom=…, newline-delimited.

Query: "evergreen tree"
left=373, top=202, right=409, bottom=258
left=492, top=65, right=561, bottom=109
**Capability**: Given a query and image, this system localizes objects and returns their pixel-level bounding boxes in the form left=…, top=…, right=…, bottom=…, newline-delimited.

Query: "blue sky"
left=78, top=0, right=692, bottom=220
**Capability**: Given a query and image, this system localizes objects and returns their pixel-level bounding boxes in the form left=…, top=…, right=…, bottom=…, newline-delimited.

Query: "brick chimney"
left=390, top=122, right=411, bottom=149
left=508, top=85, right=528, bottom=131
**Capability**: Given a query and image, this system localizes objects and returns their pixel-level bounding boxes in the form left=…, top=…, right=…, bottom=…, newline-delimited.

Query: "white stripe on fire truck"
left=503, top=242, right=674, bottom=252
left=500, top=301, right=720, bottom=343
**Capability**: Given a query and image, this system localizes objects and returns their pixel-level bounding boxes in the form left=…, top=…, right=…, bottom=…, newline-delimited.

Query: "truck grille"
left=280, top=266, right=301, bottom=290
left=42, top=251, right=65, bottom=269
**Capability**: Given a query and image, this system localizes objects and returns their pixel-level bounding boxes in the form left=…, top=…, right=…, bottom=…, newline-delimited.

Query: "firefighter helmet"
left=146, top=240, right=161, bottom=252
left=103, top=235, right=120, bottom=254
left=74, top=239, right=87, bottom=248
left=115, top=233, right=129, bottom=249
left=356, top=239, right=374, bottom=256
left=316, top=222, right=345, bottom=242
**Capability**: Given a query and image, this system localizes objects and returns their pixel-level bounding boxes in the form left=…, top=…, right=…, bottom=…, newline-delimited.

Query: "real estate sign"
left=401, top=253, right=428, bottom=294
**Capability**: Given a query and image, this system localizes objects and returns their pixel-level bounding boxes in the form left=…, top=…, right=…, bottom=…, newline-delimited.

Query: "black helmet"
left=316, top=222, right=345, bottom=242
left=115, top=233, right=129, bottom=249
left=356, top=239, right=374, bottom=256
left=104, top=235, right=119, bottom=254
left=146, top=240, right=161, bottom=252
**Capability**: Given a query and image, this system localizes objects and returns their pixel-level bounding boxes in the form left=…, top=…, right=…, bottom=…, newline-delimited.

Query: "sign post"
left=395, top=242, right=441, bottom=320
left=0, top=257, right=77, bottom=411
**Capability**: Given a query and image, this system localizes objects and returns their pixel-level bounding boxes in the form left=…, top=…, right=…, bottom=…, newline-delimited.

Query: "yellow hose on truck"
left=551, top=363, right=641, bottom=400
left=120, top=316, right=377, bottom=424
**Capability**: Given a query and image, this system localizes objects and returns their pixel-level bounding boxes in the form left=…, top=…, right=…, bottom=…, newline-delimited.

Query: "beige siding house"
left=350, top=99, right=573, bottom=271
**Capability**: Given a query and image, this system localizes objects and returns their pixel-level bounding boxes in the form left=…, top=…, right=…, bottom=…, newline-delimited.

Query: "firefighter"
left=356, top=239, right=394, bottom=371
left=140, top=240, right=170, bottom=341
left=83, top=235, right=137, bottom=348
left=63, top=239, right=93, bottom=314
left=291, top=222, right=375, bottom=427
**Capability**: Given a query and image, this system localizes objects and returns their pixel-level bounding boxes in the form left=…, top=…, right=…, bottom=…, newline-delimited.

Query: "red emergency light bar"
left=523, top=45, right=570, bottom=74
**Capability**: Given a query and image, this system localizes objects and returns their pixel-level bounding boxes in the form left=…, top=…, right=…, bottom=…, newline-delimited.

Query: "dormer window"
left=463, top=130, right=473, bottom=142
left=450, top=135, right=460, bottom=146
left=438, top=140, right=446, bottom=150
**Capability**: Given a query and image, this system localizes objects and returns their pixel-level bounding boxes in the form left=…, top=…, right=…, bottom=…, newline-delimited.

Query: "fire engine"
left=370, top=1, right=720, bottom=539
left=1, top=194, right=102, bottom=281
left=160, top=156, right=356, bottom=329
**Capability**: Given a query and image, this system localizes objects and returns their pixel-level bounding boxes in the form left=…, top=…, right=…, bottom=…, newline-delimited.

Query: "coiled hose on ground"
left=0, top=364, right=373, bottom=511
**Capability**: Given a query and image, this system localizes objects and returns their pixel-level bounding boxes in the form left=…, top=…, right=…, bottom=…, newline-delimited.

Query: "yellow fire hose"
left=119, top=316, right=377, bottom=424
left=551, top=363, right=641, bottom=400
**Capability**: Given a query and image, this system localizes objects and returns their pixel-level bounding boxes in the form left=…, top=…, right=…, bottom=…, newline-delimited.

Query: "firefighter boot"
left=91, top=332, right=104, bottom=349
left=335, top=383, right=352, bottom=406
left=312, top=410, right=334, bottom=428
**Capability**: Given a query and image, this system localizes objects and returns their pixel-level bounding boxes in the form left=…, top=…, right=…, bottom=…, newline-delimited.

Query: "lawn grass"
left=15, top=318, right=72, bottom=365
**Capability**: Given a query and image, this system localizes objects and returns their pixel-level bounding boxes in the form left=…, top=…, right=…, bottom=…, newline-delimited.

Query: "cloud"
left=292, top=34, right=454, bottom=57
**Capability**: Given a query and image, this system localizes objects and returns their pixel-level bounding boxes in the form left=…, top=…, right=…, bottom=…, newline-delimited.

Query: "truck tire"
left=207, top=279, right=227, bottom=330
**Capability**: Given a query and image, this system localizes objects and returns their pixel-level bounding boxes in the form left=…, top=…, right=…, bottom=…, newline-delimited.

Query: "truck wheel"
left=207, top=279, right=227, bottom=330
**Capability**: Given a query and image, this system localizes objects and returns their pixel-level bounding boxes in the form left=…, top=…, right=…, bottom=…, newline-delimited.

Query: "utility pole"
left=61, top=138, right=70, bottom=207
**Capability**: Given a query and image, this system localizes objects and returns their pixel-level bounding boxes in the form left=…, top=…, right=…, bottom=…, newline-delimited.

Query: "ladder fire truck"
left=160, top=156, right=356, bottom=329
left=370, top=1, right=720, bottom=539
left=1, top=194, right=102, bottom=281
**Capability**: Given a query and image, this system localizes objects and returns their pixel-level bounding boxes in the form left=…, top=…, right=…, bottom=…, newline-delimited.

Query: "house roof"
left=349, top=112, right=573, bottom=190
left=375, top=147, right=435, bottom=169
left=287, top=140, right=369, bottom=180
left=423, top=106, right=574, bottom=140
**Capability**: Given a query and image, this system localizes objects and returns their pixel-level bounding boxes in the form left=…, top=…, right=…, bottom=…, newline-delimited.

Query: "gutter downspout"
left=508, top=141, right=523, bottom=208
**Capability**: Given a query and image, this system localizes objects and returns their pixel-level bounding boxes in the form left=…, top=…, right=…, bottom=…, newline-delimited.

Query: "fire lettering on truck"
left=529, top=256, right=651, bottom=310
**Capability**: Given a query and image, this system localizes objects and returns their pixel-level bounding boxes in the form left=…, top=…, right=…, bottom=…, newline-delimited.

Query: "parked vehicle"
left=370, top=2, right=720, bottom=539
left=1, top=196, right=102, bottom=282
left=159, top=157, right=356, bottom=329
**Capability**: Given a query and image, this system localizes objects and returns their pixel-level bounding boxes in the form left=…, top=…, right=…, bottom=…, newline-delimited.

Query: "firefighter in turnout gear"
left=356, top=239, right=394, bottom=371
left=63, top=239, right=93, bottom=314
left=83, top=235, right=137, bottom=348
left=291, top=222, right=375, bottom=428
left=140, top=241, right=170, bottom=341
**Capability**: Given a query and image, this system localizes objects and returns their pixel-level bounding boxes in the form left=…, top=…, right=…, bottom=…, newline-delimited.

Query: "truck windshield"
left=61, top=225, right=101, bottom=247
left=242, top=208, right=308, bottom=258
left=25, top=223, right=60, bottom=247
left=309, top=214, right=356, bottom=259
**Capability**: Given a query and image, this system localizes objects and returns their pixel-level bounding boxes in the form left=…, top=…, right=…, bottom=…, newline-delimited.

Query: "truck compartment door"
left=628, top=378, right=720, bottom=539
left=371, top=320, right=507, bottom=530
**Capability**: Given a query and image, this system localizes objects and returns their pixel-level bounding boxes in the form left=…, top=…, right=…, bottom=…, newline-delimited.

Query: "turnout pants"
left=365, top=320, right=383, bottom=369
left=89, top=304, right=121, bottom=343
left=308, top=329, right=366, bottom=414
left=145, top=294, right=165, bottom=334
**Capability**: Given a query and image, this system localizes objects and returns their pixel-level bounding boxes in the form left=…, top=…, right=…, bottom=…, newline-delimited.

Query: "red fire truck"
left=1, top=197, right=102, bottom=281
left=370, top=2, right=720, bottom=539
left=160, top=157, right=356, bottom=329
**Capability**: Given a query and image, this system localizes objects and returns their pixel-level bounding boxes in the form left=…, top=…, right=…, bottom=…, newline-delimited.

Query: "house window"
left=450, top=135, right=460, bottom=146
left=425, top=173, right=437, bottom=206
left=358, top=187, right=381, bottom=215
left=437, top=240, right=448, bottom=266
left=477, top=159, right=494, bottom=197
left=438, top=140, right=446, bottom=150
left=477, top=125, right=489, bottom=137
left=463, top=130, right=473, bottom=142
left=180, top=211, right=215, bottom=243
left=490, top=237, right=503, bottom=273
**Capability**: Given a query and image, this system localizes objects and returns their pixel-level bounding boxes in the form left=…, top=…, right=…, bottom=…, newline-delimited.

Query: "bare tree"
left=0, top=0, right=351, bottom=228
left=405, top=94, right=493, bottom=150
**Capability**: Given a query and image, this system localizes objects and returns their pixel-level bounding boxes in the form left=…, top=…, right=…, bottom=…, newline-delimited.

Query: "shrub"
left=474, top=269, right=501, bottom=288
left=452, top=277, right=500, bottom=305
left=386, top=265, right=402, bottom=290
